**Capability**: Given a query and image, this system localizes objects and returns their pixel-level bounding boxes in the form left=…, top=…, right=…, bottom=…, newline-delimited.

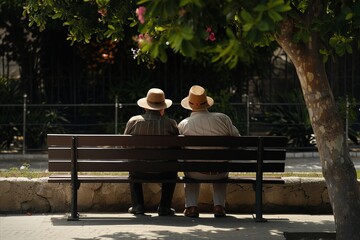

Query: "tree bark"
left=275, top=14, right=360, bottom=240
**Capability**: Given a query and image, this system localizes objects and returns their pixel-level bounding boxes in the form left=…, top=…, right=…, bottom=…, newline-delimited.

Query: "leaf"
left=268, top=9, right=283, bottom=22
left=158, top=46, right=168, bottom=62
left=329, top=36, right=338, bottom=47
left=168, top=33, right=182, bottom=50
left=240, top=10, right=254, bottom=22
left=246, top=28, right=257, bottom=42
left=155, top=26, right=166, bottom=32
left=225, top=28, right=236, bottom=38
left=335, top=45, right=345, bottom=56
left=150, top=43, right=159, bottom=58
left=319, top=49, right=328, bottom=55
left=345, top=44, right=353, bottom=54
left=129, top=22, right=137, bottom=27
left=137, top=0, right=151, bottom=4
left=273, top=1, right=292, bottom=12
left=243, top=23, right=253, bottom=32
left=257, top=21, right=270, bottom=31
left=52, top=12, right=62, bottom=19
left=180, top=25, right=194, bottom=40
left=181, top=40, right=195, bottom=57
left=254, top=4, right=267, bottom=12
left=192, top=0, right=203, bottom=7
left=322, top=55, right=329, bottom=63
left=180, top=0, right=192, bottom=7
left=345, top=13, right=353, bottom=20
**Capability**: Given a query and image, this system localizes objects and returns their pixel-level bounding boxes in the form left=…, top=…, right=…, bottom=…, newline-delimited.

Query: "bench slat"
left=48, top=175, right=285, bottom=184
left=48, top=161, right=285, bottom=172
left=48, top=135, right=287, bottom=148
left=48, top=148, right=286, bottom=161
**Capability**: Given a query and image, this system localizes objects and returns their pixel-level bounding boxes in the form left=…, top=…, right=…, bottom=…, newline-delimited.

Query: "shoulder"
left=214, top=112, right=231, bottom=119
left=127, top=115, right=143, bottom=122
left=165, top=117, right=178, bottom=125
left=178, top=117, right=189, bottom=125
left=211, top=112, right=228, bottom=117
left=126, top=115, right=145, bottom=126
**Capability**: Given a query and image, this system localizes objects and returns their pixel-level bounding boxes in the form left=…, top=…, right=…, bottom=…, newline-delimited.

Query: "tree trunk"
left=276, top=17, right=360, bottom=240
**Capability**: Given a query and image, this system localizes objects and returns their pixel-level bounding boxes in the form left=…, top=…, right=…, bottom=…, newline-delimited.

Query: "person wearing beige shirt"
left=178, top=85, right=240, bottom=218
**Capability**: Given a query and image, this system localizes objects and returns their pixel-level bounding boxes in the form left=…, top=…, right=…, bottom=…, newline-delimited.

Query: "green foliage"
left=0, top=77, right=68, bottom=150
left=0, top=77, right=22, bottom=150
left=25, top=108, right=69, bottom=149
left=267, top=92, right=360, bottom=147
left=265, top=90, right=315, bottom=148
left=238, top=0, right=291, bottom=42
left=24, top=0, right=136, bottom=44
left=337, top=95, right=359, bottom=144
left=22, top=0, right=360, bottom=69
left=209, top=88, right=246, bottom=135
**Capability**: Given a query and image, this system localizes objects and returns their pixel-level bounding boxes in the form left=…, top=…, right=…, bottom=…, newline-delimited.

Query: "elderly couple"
left=124, top=85, right=240, bottom=218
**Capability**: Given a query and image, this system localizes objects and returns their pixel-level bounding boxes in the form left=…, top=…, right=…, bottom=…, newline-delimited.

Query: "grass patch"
left=0, top=169, right=52, bottom=178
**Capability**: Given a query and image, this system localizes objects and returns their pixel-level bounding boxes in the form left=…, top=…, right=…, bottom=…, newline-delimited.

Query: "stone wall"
left=0, top=177, right=336, bottom=214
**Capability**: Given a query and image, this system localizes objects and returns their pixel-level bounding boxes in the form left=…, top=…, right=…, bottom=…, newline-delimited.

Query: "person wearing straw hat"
left=178, top=85, right=240, bottom=218
left=124, top=88, right=179, bottom=216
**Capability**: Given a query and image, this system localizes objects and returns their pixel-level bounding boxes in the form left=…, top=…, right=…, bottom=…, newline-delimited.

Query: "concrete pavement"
left=0, top=153, right=341, bottom=239
left=0, top=213, right=336, bottom=240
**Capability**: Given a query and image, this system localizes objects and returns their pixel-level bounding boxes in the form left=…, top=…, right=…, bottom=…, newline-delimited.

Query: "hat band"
left=148, top=100, right=165, bottom=104
left=189, top=100, right=207, bottom=107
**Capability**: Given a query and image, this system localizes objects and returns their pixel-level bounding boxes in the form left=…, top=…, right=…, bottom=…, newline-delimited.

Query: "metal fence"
left=0, top=95, right=359, bottom=153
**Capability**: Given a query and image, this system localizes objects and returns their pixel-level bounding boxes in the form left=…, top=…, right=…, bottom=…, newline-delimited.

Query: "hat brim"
left=137, top=98, right=172, bottom=110
left=180, top=96, right=214, bottom=111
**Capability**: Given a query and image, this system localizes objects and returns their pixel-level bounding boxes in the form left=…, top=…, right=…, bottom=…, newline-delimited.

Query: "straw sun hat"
left=137, top=88, right=172, bottom=110
left=181, top=85, right=214, bottom=111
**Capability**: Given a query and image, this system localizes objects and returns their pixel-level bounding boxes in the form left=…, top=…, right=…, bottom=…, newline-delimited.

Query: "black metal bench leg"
left=68, top=136, right=80, bottom=221
left=255, top=137, right=267, bottom=222
left=68, top=181, right=80, bottom=221
left=254, top=183, right=267, bottom=222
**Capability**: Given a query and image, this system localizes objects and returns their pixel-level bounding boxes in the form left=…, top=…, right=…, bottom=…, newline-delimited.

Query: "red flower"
left=208, top=32, right=216, bottom=42
left=98, top=8, right=107, bottom=17
left=205, top=27, right=216, bottom=42
left=136, top=6, right=146, bottom=24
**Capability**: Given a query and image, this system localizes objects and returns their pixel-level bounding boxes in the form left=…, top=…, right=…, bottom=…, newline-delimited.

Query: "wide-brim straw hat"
left=181, top=85, right=214, bottom=111
left=137, top=88, right=172, bottom=110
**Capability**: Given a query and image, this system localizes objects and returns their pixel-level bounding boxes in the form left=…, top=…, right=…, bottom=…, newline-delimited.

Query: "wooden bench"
left=47, top=134, right=287, bottom=221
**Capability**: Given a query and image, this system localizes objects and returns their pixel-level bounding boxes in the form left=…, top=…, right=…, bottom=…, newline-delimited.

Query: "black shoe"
left=213, top=205, right=226, bottom=218
left=128, top=205, right=145, bottom=215
left=157, top=206, right=175, bottom=216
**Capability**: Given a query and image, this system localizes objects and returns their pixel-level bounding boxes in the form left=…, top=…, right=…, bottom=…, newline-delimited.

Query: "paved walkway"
left=0, top=154, right=340, bottom=239
left=0, top=213, right=335, bottom=240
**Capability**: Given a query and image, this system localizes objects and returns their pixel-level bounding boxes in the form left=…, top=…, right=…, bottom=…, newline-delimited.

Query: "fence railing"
left=0, top=95, right=359, bottom=153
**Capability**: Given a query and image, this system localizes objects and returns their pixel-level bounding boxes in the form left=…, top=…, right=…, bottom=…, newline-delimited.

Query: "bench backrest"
left=47, top=134, right=287, bottom=173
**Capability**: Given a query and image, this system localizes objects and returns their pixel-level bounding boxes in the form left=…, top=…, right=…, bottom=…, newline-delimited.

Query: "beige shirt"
left=178, top=109, right=240, bottom=175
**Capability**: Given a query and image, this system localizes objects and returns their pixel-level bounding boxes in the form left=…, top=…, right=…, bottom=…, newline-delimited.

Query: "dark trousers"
left=129, top=171, right=177, bottom=208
